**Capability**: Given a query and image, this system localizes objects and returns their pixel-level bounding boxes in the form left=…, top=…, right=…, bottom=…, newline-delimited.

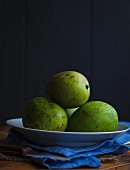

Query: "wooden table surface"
left=0, top=126, right=130, bottom=170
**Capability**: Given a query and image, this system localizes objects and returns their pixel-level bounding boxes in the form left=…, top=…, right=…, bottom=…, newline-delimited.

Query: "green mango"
left=22, top=97, right=68, bottom=131
left=46, top=71, right=90, bottom=108
left=65, top=107, right=78, bottom=118
left=67, top=101, right=118, bottom=132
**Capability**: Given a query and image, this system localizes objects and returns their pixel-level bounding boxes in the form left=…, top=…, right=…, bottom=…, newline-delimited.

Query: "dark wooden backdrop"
left=1, top=0, right=130, bottom=125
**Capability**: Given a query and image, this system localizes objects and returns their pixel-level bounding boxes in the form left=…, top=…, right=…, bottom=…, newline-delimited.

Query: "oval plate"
left=6, top=118, right=130, bottom=147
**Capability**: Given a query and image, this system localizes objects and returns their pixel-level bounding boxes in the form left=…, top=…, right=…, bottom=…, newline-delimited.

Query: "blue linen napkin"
left=5, top=121, right=130, bottom=169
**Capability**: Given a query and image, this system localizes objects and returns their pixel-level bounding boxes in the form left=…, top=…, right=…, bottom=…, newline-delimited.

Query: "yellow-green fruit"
left=65, top=108, right=78, bottom=118
left=67, top=101, right=118, bottom=132
left=22, top=97, right=68, bottom=131
left=46, top=71, right=90, bottom=108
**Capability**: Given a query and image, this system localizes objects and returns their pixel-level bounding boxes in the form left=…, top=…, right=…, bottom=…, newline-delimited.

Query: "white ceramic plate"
left=6, top=118, right=130, bottom=147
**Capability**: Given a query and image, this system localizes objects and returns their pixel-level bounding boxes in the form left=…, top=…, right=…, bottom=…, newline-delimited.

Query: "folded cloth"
left=5, top=121, right=130, bottom=169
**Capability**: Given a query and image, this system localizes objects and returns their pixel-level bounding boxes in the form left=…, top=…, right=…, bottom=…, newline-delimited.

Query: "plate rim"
left=6, top=118, right=130, bottom=135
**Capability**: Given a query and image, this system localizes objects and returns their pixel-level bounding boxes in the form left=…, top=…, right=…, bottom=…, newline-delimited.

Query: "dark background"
left=1, top=0, right=130, bottom=125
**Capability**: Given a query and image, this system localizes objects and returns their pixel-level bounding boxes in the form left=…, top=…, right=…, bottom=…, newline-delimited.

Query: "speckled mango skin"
left=67, top=101, right=118, bottom=132
left=46, top=71, right=90, bottom=108
left=22, top=97, right=68, bottom=131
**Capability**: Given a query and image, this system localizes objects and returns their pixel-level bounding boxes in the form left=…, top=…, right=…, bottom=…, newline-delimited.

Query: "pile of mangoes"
left=22, top=71, right=118, bottom=132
